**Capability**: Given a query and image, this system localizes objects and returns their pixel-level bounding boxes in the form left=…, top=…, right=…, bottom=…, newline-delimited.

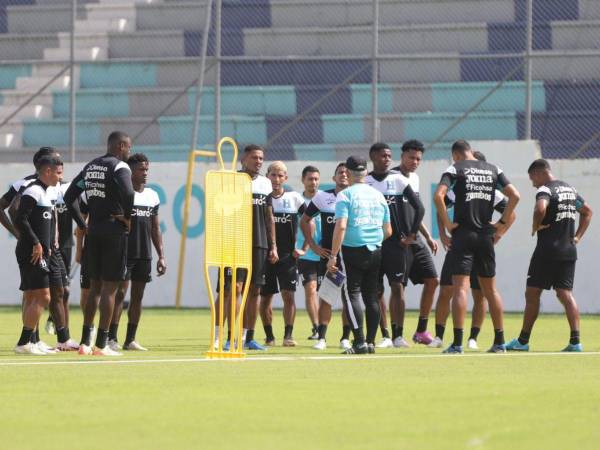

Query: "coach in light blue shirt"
left=327, top=156, right=391, bottom=354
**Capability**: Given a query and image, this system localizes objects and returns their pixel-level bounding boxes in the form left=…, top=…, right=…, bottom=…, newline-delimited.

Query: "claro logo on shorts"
left=42, top=211, right=52, bottom=219
left=326, top=215, right=336, bottom=224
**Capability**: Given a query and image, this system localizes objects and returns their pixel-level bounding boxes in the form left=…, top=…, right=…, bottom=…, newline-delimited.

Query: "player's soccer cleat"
left=264, top=339, right=276, bottom=347
left=282, top=338, right=297, bottom=347
left=308, top=330, right=319, bottom=340
left=56, top=339, right=80, bottom=351
left=367, top=343, right=376, bottom=354
left=393, top=336, right=410, bottom=348
left=92, top=346, right=122, bottom=356
left=222, top=340, right=231, bottom=351
left=467, top=338, right=479, bottom=350
left=376, top=337, right=393, bottom=348
left=505, top=338, right=529, bottom=352
left=413, top=331, right=434, bottom=345
left=14, top=342, right=46, bottom=355
left=45, top=318, right=56, bottom=335
left=123, top=341, right=148, bottom=351
left=487, top=344, right=507, bottom=353
left=442, top=344, right=464, bottom=354
left=339, top=339, right=352, bottom=350
left=108, top=339, right=121, bottom=352
left=341, top=342, right=368, bottom=355
left=312, top=339, right=327, bottom=350
left=245, top=339, right=267, bottom=351
left=428, top=337, right=443, bottom=348
left=561, top=343, right=583, bottom=352
left=37, top=341, right=58, bottom=354
left=78, top=344, right=92, bottom=355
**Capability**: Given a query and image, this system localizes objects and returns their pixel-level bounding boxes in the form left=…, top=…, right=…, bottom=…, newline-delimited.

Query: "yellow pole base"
left=205, top=351, right=246, bottom=359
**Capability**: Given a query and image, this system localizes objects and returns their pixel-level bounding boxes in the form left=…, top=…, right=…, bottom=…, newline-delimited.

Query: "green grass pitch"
left=0, top=306, right=599, bottom=449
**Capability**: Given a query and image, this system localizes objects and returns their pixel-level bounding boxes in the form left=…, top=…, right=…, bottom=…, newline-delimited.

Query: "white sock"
left=242, top=328, right=247, bottom=341
left=214, top=326, right=220, bottom=340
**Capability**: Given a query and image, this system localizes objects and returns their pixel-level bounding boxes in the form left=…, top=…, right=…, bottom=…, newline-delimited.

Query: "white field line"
left=0, top=351, right=599, bottom=367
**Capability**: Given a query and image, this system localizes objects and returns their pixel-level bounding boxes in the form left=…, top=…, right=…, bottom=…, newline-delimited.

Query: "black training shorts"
left=86, top=233, right=128, bottom=282
left=125, top=258, right=152, bottom=283
left=449, top=226, right=496, bottom=278
left=408, top=243, right=438, bottom=285
left=49, top=248, right=68, bottom=288
left=59, top=247, right=72, bottom=278
left=220, top=247, right=268, bottom=290
left=298, top=258, right=321, bottom=287
left=380, top=239, right=412, bottom=286
left=261, top=254, right=298, bottom=295
left=19, top=260, right=50, bottom=291
left=527, top=255, right=575, bottom=291
left=440, top=251, right=480, bottom=290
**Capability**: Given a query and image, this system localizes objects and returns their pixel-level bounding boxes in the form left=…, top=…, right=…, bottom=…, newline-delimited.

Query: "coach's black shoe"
left=367, top=343, right=376, bottom=354
left=342, top=343, right=368, bottom=355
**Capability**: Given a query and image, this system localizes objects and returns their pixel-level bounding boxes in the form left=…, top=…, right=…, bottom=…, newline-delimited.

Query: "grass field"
left=1, top=306, right=599, bottom=450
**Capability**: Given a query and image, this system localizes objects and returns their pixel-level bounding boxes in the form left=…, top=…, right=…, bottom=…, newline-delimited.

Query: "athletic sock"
left=95, top=328, right=109, bottom=349
left=81, top=325, right=93, bottom=346
left=397, top=326, right=403, bottom=338
left=30, top=328, right=40, bottom=344
left=263, top=325, right=275, bottom=342
left=391, top=323, right=399, bottom=340
left=435, top=324, right=445, bottom=340
left=317, top=324, right=328, bottom=340
left=494, top=329, right=504, bottom=346
left=108, top=323, right=119, bottom=342
left=17, top=327, right=33, bottom=346
left=125, top=323, right=138, bottom=345
left=468, top=327, right=481, bottom=341
left=570, top=330, right=580, bottom=345
left=341, top=325, right=351, bottom=341
left=284, top=325, right=293, bottom=340
left=246, top=329, right=255, bottom=342
left=312, top=323, right=318, bottom=335
left=56, top=327, right=69, bottom=344
left=518, top=330, right=530, bottom=345
left=452, top=328, right=463, bottom=347
left=380, top=326, right=390, bottom=339
left=416, top=317, right=428, bottom=333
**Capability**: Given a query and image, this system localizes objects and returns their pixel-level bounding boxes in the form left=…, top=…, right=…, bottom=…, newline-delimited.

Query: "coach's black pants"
left=341, top=245, right=382, bottom=345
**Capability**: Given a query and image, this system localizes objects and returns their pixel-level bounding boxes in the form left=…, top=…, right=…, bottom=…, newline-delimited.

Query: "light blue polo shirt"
left=335, top=183, right=390, bottom=250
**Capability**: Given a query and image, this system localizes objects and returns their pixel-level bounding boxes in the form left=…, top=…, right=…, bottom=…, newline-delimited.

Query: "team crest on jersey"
left=386, top=180, right=394, bottom=191
left=283, top=198, right=291, bottom=209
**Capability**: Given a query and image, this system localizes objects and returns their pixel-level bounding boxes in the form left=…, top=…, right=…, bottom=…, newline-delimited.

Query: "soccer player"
left=366, top=143, right=427, bottom=349
left=506, top=159, right=592, bottom=352
left=296, top=166, right=322, bottom=340
left=390, top=140, right=440, bottom=346
left=328, top=156, right=392, bottom=355
left=300, top=162, right=353, bottom=350
left=218, top=144, right=277, bottom=351
left=13, top=155, right=63, bottom=355
left=434, top=140, right=519, bottom=353
left=431, top=152, right=515, bottom=349
left=108, top=153, right=166, bottom=351
left=65, top=131, right=134, bottom=356
left=259, top=161, right=304, bottom=346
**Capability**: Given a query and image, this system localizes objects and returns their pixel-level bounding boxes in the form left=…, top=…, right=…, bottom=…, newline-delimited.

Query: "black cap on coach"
left=346, top=155, right=367, bottom=171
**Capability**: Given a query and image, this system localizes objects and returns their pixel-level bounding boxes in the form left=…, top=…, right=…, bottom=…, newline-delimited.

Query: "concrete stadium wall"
left=0, top=140, right=598, bottom=314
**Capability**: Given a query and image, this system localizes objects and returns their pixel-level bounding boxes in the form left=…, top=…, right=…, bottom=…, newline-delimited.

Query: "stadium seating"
left=0, top=0, right=598, bottom=159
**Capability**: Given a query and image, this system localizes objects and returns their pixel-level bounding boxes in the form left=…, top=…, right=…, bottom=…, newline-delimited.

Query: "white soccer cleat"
left=376, top=337, right=394, bottom=348
left=123, top=341, right=148, bottom=351
left=92, top=346, right=122, bottom=356
left=108, top=339, right=122, bottom=352
left=14, top=342, right=46, bottom=355
left=78, top=344, right=93, bottom=355
left=467, top=338, right=479, bottom=350
left=393, top=336, right=410, bottom=348
left=428, top=337, right=443, bottom=348
left=339, top=339, right=352, bottom=350
left=56, top=339, right=80, bottom=351
left=37, top=341, right=58, bottom=354
left=312, top=339, right=327, bottom=350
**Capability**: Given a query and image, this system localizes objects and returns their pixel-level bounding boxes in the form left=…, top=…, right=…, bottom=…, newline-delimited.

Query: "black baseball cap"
left=346, top=155, right=367, bottom=171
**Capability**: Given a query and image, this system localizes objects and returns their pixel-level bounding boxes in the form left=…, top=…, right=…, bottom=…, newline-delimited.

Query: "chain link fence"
left=0, top=0, right=598, bottom=162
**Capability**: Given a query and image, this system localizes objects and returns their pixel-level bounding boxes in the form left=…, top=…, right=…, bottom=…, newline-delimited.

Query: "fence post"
left=371, top=0, right=380, bottom=142
left=214, top=0, right=222, bottom=149
left=524, top=0, right=533, bottom=140
left=69, top=0, right=76, bottom=162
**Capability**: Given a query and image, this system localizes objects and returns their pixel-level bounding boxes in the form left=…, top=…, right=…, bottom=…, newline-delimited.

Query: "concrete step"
left=32, top=63, right=79, bottom=78
left=74, top=18, right=135, bottom=33
left=85, top=4, right=136, bottom=22
left=44, top=46, right=107, bottom=61
left=57, top=32, right=109, bottom=50
left=0, top=91, right=53, bottom=107
left=0, top=104, right=53, bottom=121
left=0, top=126, right=23, bottom=149
left=15, top=75, right=72, bottom=91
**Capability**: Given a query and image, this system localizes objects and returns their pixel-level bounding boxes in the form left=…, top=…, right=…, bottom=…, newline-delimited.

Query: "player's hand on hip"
left=400, top=234, right=416, bottom=246
left=31, top=243, right=43, bottom=265
left=292, top=248, right=304, bottom=259
left=157, top=257, right=167, bottom=276
left=315, top=246, right=331, bottom=258
left=112, top=214, right=131, bottom=232
left=446, top=222, right=459, bottom=233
